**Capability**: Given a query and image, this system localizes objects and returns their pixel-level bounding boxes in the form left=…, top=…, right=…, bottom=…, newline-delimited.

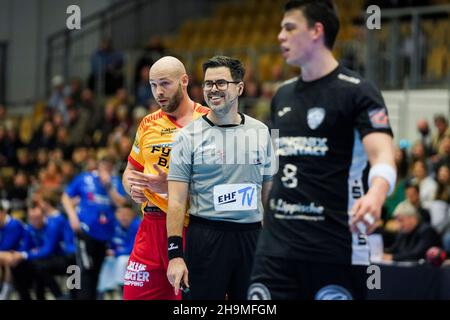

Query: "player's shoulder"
left=194, top=103, right=210, bottom=115
left=139, top=109, right=165, bottom=130
left=243, top=114, right=269, bottom=130
left=275, top=76, right=299, bottom=94
left=335, top=66, right=375, bottom=91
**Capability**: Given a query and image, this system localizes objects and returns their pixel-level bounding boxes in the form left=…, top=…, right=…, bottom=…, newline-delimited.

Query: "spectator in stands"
left=47, top=75, right=69, bottom=118
left=61, top=156, right=127, bottom=300
left=385, top=146, right=409, bottom=218
left=39, top=160, right=63, bottom=190
left=30, top=120, right=57, bottom=151
left=432, top=114, right=450, bottom=155
left=97, top=204, right=140, bottom=299
left=405, top=181, right=431, bottom=223
left=66, top=105, right=90, bottom=147
left=383, top=200, right=441, bottom=262
left=32, top=189, right=76, bottom=299
left=55, top=127, right=73, bottom=160
left=7, top=171, right=29, bottom=217
left=410, top=141, right=433, bottom=173
left=16, top=148, right=35, bottom=176
left=69, top=77, right=83, bottom=105
left=416, top=118, right=433, bottom=156
left=10, top=206, right=57, bottom=300
left=435, top=165, right=450, bottom=202
left=0, top=201, right=24, bottom=299
left=431, top=136, right=450, bottom=174
left=410, top=160, right=437, bottom=208
left=94, top=102, right=117, bottom=147
left=133, top=35, right=165, bottom=91
left=88, top=39, right=125, bottom=96
left=135, top=65, right=153, bottom=107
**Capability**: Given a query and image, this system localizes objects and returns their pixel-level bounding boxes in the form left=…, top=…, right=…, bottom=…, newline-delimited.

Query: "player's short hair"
left=41, top=189, right=62, bottom=208
left=434, top=114, right=448, bottom=125
left=202, top=56, right=245, bottom=82
left=284, top=0, right=340, bottom=50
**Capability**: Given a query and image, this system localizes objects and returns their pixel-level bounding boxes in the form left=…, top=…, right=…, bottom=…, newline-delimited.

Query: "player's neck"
left=166, top=95, right=195, bottom=123
left=207, top=105, right=240, bottom=126
left=300, top=50, right=339, bottom=82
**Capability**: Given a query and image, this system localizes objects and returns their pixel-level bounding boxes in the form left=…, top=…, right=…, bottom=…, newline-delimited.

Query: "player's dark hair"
left=202, top=56, right=245, bottom=82
left=284, top=0, right=340, bottom=50
left=41, top=189, right=62, bottom=208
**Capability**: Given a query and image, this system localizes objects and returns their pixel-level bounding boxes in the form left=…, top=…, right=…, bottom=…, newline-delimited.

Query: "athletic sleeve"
left=19, top=226, right=32, bottom=252
left=0, top=220, right=24, bottom=251
left=65, top=174, right=83, bottom=198
left=167, top=130, right=192, bottom=183
left=353, top=80, right=394, bottom=139
left=128, top=121, right=145, bottom=171
left=26, top=222, right=60, bottom=260
left=112, top=176, right=127, bottom=197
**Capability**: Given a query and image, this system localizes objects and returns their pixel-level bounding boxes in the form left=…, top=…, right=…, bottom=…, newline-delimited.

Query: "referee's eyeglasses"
left=202, top=79, right=240, bottom=91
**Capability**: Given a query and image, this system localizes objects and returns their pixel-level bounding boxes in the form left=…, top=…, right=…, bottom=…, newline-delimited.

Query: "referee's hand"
left=167, top=257, right=189, bottom=296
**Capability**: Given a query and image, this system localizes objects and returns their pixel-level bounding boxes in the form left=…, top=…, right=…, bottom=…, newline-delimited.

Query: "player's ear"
left=181, top=74, right=189, bottom=88
left=238, top=82, right=244, bottom=96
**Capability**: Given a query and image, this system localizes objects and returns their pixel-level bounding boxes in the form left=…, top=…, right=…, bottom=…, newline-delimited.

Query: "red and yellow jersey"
left=128, top=102, right=209, bottom=217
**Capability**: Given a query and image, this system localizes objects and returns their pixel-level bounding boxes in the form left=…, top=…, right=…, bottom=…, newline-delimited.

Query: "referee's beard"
left=160, top=83, right=183, bottom=114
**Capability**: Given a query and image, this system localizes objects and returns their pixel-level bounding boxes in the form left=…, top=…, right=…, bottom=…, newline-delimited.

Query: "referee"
left=249, top=0, right=396, bottom=300
left=166, top=56, right=275, bottom=299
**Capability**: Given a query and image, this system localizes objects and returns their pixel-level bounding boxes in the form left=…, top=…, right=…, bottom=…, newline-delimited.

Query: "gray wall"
left=0, top=0, right=112, bottom=105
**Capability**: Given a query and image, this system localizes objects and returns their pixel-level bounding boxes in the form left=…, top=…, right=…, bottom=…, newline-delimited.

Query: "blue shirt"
left=0, top=216, right=24, bottom=251
left=20, top=221, right=63, bottom=260
left=65, top=171, right=126, bottom=241
left=109, top=217, right=140, bottom=257
left=47, top=212, right=76, bottom=256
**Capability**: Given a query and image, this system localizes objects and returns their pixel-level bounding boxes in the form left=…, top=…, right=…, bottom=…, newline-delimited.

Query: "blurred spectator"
left=69, top=78, right=83, bottom=105
left=416, top=119, right=432, bottom=156
left=0, top=201, right=24, bottom=300
left=188, top=82, right=205, bottom=106
left=10, top=206, right=54, bottom=300
left=0, top=104, right=6, bottom=128
left=129, top=106, right=147, bottom=138
left=384, top=146, right=409, bottom=218
left=30, top=120, right=57, bottom=151
left=7, top=171, right=29, bottom=216
left=66, top=105, right=90, bottom=147
left=435, top=165, right=450, bottom=202
left=135, top=65, right=153, bottom=107
left=88, top=39, right=125, bottom=96
left=410, top=160, right=437, bottom=208
left=133, top=35, right=165, bottom=91
left=410, top=141, right=433, bottom=173
left=432, top=114, right=450, bottom=155
left=55, top=127, right=73, bottom=160
left=97, top=204, right=140, bottom=299
left=47, top=75, right=69, bottom=118
left=383, top=201, right=441, bottom=262
left=431, top=136, right=450, bottom=174
left=61, top=156, right=127, bottom=300
left=93, top=102, right=118, bottom=147
left=16, top=148, right=35, bottom=175
left=39, top=160, right=62, bottom=190
left=405, top=181, right=431, bottom=223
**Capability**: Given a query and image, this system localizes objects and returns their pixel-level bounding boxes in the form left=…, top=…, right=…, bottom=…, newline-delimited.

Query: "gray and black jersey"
left=256, top=65, right=393, bottom=266
left=168, top=113, right=274, bottom=224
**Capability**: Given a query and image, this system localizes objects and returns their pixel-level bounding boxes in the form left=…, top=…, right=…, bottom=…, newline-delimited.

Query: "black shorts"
left=249, top=255, right=367, bottom=300
left=184, top=215, right=261, bottom=300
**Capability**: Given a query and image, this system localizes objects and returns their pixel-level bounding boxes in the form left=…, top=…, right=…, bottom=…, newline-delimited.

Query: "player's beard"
left=161, top=83, right=183, bottom=114
left=207, top=92, right=233, bottom=118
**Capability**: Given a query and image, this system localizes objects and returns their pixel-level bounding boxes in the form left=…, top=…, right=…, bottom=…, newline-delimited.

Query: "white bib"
left=213, top=184, right=257, bottom=211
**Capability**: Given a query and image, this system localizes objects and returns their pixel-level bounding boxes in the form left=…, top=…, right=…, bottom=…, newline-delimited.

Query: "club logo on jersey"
left=315, top=285, right=353, bottom=300
left=368, top=106, right=389, bottom=129
left=278, top=107, right=291, bottom=117
left=307, top=108, right=325, bottom=130
left=214, top=184, right=257, bottom=211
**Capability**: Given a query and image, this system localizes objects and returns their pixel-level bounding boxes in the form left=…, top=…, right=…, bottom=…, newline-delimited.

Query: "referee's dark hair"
left=202, top=56, right=245, bottom=82
left=284, top=0, right=340, bottom=50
